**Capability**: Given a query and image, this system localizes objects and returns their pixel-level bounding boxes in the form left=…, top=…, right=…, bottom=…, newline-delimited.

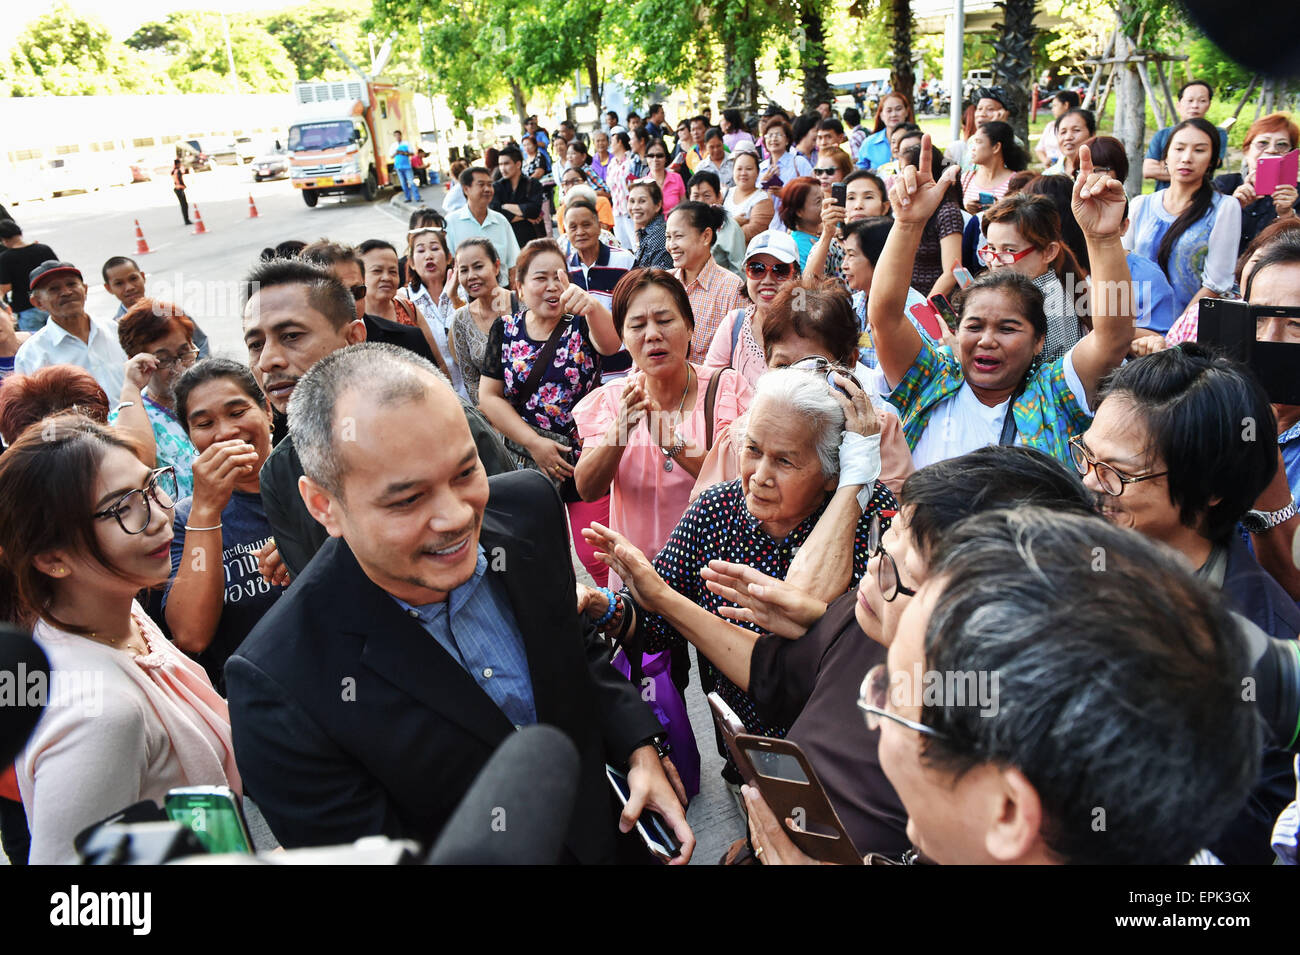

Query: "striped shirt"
left=392, top=546, right=537, bottom=729
left=674, top=256, right=746, bottom=364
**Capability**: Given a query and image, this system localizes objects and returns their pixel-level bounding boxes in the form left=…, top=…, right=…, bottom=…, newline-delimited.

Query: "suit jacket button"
left=482, top=667, right=493, bottom=678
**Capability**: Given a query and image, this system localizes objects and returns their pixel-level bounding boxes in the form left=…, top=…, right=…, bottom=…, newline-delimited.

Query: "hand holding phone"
left=831, top=182, right=847, bottom=207
left=605, top=764, right=683, bottom=863
left=1255, top=149, right=1299, bottom=197
left=164, top=786, right=253, bottom=854
left=929, top=293, right=960, bottom=331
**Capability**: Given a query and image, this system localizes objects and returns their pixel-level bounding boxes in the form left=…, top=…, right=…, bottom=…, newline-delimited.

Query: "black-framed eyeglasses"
left=858, top=664, right=947, bottom=737
left=868, top=512, right=916, bottom=602
left=1067, top=437, right=1168, bottom=497
left=92, top=467, right=178, bottom=535
left=152, top=344, right=198, bottom=371
left=349, top=284, right=367, bottom=302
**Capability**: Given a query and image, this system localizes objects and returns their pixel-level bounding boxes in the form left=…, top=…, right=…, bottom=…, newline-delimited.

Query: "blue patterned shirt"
left=889, top=336, right=1091, bottom=464
left=393, top=546, right=537, bottom=728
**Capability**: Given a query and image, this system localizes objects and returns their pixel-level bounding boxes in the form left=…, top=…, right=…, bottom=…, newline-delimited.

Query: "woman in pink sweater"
left=0, top=414, right=240, bottom=864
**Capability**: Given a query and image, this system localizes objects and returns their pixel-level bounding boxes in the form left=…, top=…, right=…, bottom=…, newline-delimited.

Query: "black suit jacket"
left=226, top=469, right=663, bottom=861
left=362, top=312, right=436, bottom=363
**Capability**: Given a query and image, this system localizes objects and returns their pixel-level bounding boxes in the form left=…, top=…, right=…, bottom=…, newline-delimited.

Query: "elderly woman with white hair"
left=580, top=365, right=893, bottom=789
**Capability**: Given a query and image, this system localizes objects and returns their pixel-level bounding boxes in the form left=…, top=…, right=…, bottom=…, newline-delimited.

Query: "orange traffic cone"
left=191, top=205, right=207, bottom=235
left=247, top=194, right=260, bottom=218
left=133, top=219, right=152, bottom=255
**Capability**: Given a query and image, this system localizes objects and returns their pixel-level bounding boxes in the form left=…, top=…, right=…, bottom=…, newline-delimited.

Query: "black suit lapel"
left=327, top=541, right=515, bottom=747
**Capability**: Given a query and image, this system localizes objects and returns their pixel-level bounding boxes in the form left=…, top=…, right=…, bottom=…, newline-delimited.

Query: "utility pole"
left=417, top=17, right=443, bottom=180
left=950, top=0, right=965, bottom=146
left=221, top=9, right=240, bottom=95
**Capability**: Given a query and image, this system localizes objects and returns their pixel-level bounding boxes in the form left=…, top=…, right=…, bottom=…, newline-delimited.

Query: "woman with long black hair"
left=1124, top=117, right=1242, bottom=316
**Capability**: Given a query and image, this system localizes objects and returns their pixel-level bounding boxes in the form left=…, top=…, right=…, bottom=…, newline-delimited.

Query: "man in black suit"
left=225, top=343, right=693, bottom=862
left=242, top=258, right=513, bottom=579
left=491, top=145, right=544, bottom=248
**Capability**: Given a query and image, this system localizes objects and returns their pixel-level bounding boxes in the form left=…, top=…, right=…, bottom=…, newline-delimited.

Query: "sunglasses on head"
left=744, top=260, right=795, bottom=279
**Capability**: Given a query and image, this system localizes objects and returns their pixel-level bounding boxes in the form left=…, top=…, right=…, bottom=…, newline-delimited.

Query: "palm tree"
left=890, top=0, right=915, bottom=105
left=990, top=0, right=1038, bottom=145
left=801, top=2, right=834, bottom=111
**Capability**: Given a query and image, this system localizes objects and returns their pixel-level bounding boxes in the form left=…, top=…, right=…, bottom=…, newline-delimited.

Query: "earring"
left=55, top=567, right=69, bottom=576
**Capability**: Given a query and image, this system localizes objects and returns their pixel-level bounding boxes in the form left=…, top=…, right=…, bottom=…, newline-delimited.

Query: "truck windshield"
left=289, top=121, right=354, bottom=151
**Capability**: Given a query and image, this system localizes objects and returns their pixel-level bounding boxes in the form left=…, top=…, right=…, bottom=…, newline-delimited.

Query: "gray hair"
left=732, top=367, right=844, bottom=478
left=288, top=342, right=449, bottom=498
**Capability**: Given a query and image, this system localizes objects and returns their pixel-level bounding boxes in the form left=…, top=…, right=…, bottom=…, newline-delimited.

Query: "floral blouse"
left=481, top=310, right=601, bottom=440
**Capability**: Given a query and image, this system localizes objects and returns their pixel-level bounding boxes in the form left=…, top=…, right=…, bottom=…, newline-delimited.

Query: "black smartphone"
left=605, top=764, right=682, bottom=863
left=831, top=182, right=847, bottom=207
left=929, top=293, right=960, bottom=332
left=164, top=786, right=253, bottom=854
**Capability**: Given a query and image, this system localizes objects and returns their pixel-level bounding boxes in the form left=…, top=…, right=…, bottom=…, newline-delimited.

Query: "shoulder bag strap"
left=729, top=310, right=744, bottom=366
left=704, top=368, right=723, bottom=449
left=512, top=310, right=569, bottom=408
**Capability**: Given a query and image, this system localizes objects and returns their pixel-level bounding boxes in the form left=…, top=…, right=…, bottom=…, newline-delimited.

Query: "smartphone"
left=929, top=293, right=960, bottom=332
left=978, top=191, right=996, bottom=207
left=831, top=182, right=847, bottom=207
left=728, top=734, right=864, bottom=866
left=908, top=301, right=946, bottom=340
left=952, top=265, right=974, bottom=289
left=1255, top=149, right=1299, bottom=197
left=708, top=691, right=746, bottom=741
left=605, top=764, right=682, bottom=863
left=164, top=786, right=253, bottom=855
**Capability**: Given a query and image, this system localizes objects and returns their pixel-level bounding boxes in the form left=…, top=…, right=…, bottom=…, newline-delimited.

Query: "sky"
left=21, top=1, right=300, bottom=40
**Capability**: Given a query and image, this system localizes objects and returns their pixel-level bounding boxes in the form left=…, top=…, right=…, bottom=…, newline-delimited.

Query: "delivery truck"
left=288, top=79, right=418, bottom=207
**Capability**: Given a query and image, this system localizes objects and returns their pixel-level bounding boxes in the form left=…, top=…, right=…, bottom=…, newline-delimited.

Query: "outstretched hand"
left=887, top=134, right=960, bottom=227
left=1071, top=144, right=1128, bottom=240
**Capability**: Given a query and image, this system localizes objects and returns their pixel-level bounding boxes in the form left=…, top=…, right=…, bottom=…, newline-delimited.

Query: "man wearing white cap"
left=14, top=260, right=127, bottom=398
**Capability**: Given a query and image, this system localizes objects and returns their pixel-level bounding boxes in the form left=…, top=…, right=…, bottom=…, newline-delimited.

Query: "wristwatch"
left=633, top=733, right=672, bottom=760
left=1241, top=500, right=1298, bottom=533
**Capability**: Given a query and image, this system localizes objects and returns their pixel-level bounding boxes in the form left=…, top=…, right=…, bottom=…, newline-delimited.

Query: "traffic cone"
left=133, top=219, right=152, bottom=255
left=192, top=206, right=207, bottom=235
left=247, top=194, right=259, bottom=218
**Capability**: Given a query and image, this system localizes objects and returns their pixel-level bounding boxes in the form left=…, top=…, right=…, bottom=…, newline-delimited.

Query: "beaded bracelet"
left=593, top=587, right=619, bottom=627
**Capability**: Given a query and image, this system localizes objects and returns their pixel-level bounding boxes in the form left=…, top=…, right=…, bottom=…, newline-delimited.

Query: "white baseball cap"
left=743, top=230, right=799, bottom=265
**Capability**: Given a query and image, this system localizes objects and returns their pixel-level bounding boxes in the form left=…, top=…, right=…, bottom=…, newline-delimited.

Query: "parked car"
left=182, top=141, right=213, bottom=171
left=252, top=144, right=290, bottom=181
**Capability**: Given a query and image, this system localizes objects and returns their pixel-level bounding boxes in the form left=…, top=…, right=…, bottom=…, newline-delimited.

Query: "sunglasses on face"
left=744, top=261, right=795, bottom=279
left=350, top=284, right=367, bottom=301
left=813, top=167, right=837, bottom=177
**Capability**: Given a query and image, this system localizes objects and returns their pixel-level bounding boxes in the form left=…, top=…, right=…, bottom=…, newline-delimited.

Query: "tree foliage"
left=3, top=3, right=155, bottom=96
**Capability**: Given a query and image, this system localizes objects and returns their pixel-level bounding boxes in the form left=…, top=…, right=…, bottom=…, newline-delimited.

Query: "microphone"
left=1, top=624, right=48, bottom=766
left=426, top=724, right=580, bottom=865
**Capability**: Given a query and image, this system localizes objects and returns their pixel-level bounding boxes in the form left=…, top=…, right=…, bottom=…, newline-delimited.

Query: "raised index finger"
left=917, top=133, right=933, bottom=182
left=1077, top=143, right=1093, bottom=182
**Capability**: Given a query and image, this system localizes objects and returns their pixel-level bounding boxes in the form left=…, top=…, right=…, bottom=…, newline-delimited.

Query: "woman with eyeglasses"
left=702, top=231, right=802, bottom=388
left=1215, top=112, right=1299, bottom=254
left=723, top=148, right=774, bottom=243
left=644, top=138, right=685, bottom=216
left=1076, top=343, right=1300, bottom=865
left=1, top=414, right=240, bottom=863
left=163, top=359, right=285, bottom=694
left=979, top=193, right=1089, bottom=365
left=869, top=136, right=1134, bottom=470
left=110, top=298, right=200, bottom=499
left=628, top=179, right=674, bottom=270
left=758, top=117, right=812, bottom=220
left=578, top=366, right=894, bottom=797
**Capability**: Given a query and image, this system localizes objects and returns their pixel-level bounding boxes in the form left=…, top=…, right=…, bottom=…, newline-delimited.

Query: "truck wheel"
left=302, top=189, right=319, bottom=208
left=362, top=169, right=378, bottom=202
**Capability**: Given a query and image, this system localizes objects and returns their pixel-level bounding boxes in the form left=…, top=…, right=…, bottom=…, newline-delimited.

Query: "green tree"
left=262, top=2, right=370, bottom=81
left=4, top=2, right=151, bottom=95
left=989, top=0, right=1038, bottom=144
left=888, top=0, right=915, bottom=104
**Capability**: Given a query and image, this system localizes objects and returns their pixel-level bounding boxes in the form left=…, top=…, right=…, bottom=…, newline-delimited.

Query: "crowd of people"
left=0, top=85, right=1298, bottom=868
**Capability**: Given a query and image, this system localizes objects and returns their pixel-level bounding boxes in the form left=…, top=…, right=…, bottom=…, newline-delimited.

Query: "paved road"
left=7, top=164, right=427, bottom=356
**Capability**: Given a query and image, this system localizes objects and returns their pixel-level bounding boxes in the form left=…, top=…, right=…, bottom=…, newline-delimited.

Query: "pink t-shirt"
left=703, top=306, right=768, bottom=391
left=573, top=364, right=752, bottom=583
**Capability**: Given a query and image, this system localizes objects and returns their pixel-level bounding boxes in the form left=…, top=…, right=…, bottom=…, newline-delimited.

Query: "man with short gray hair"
left=225, top=343, right=694, bottom=862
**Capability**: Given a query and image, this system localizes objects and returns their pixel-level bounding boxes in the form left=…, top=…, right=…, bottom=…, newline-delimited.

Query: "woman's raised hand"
left=1071, top=144, right=1128, bottom=240
left=888, top=134, right=960, bottom=227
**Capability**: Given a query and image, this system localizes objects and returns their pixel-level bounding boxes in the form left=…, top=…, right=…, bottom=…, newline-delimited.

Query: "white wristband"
left=838, top=430, right=881, bottom=511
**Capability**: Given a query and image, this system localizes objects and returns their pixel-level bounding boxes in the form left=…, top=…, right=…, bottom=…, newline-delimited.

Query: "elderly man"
left=225, top=343, right=693, bottom=862
left=446, top=165, right=519, bottom=288
left=243, top=257, right=511, bottom=580
left=13, top=260, right=126, bottom=397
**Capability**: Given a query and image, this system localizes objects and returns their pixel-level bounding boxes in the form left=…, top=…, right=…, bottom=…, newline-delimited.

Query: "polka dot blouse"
left=630, top=477, right=896, bottom=769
